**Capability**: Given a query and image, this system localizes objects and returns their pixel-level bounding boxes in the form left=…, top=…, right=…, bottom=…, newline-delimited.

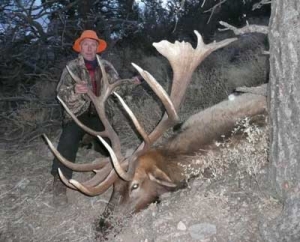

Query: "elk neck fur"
left=164, top=92, right=267, bottom=155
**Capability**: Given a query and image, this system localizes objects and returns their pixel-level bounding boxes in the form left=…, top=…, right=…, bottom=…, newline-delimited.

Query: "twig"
left=219, top=21, right=269, bottom=35
left=0, top=121, right=60, bottom=143
left=24, top=73, right=58, bottom=82
left=0, top=96, right=53, bottom=102
left=252, top=0, right=272, bottom=10
left=204, top=0, right=227, bottom=24
left=26, top=122, right=61, bottom=143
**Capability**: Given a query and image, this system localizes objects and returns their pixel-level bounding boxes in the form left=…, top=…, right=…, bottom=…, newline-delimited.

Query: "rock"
left=16, top=178, right=30, bottom=189
left=188, top=223, right=217, bottom=240
left=177, top=221, right=187, bottom=231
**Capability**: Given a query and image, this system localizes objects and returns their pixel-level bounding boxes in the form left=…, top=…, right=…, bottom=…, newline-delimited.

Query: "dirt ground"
left=0, top=120, right=282, bottom=242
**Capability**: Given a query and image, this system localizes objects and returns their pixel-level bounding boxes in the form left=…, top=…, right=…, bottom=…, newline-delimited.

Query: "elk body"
left=44, top=31, right=267, bottom=232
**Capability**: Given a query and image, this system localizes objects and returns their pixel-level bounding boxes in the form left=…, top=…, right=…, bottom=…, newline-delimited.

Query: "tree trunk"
left=261, top=0, right=300, bottom=241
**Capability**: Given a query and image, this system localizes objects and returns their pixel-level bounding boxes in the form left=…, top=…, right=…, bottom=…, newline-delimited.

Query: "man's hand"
left=75, top=82, right=88, bottom=94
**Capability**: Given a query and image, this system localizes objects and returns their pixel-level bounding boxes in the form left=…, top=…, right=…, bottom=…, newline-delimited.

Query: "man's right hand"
left=75, top=82, right=88, bottom=94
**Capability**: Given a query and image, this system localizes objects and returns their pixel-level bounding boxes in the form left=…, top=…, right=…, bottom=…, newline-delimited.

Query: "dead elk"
left=43, top=31, right=267, bottom=232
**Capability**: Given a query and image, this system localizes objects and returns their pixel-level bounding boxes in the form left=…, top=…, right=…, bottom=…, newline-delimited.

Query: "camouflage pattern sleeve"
left=56, top=66, right=90, bottom=117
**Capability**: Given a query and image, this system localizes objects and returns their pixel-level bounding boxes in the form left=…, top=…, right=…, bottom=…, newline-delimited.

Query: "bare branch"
left=204, top=0, right=227, bottom=24
left=219, top=21, right=269, bottom=35
left=0, top=97, right=55, bottom=102
left=252, top=0, right=272, bottom=10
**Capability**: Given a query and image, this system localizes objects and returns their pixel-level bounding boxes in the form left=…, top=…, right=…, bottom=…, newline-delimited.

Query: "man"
left=51, top=30, right=136, bottom=206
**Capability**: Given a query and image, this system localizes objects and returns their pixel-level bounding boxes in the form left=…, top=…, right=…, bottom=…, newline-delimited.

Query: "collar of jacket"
left=76, top=54, right=103, bottom=94
left=77, top=54, right=102, bottom=69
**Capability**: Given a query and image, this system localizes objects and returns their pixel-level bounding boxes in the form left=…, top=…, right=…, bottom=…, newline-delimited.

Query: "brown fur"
left=166, top=93, right=267, bottom=154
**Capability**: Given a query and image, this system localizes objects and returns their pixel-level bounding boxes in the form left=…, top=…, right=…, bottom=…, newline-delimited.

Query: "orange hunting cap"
left=73, top=30, right=107, bottom=53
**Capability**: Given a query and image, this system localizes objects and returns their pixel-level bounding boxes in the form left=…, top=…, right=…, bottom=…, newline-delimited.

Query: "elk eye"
left=131, top=183, right=139, bottom=191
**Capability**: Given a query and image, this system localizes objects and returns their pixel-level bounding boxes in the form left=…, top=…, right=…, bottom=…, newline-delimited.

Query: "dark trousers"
left=51, top=112, right=109, bottom=179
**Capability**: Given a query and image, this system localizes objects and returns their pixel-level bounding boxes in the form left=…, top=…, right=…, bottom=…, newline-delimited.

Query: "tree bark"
left=261, top=1, right=300, bottom=241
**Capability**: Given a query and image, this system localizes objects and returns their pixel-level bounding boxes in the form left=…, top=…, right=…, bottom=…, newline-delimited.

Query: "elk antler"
left=143, top=30, right=237, bottom=143
left=44, top=31, right=237, bottom=196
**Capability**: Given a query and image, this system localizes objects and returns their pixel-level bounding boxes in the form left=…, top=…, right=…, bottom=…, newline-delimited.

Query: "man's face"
left=80, top=38, right=99, bottom=61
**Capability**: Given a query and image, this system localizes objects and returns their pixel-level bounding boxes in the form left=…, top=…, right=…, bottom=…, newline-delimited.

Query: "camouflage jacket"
left=57, top=54, right=120, bottom=122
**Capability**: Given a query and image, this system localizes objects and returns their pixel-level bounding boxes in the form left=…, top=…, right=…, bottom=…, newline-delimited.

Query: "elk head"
left=43, top=31, right=237, bottom=230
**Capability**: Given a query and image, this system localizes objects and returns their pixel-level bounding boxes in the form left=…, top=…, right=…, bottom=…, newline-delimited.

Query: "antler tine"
left=56, top=95, right=109, bottom=138
left=97, top=135, right=132, bottom=181
left=131, top=62, right=180, bottom=145
left=113, top=92, right=151, bottom=150
left=68, top=160, right=129, bottom=196
left=131, top=63, right=179, bottom=123
left=88, top=163, right=113, bottom=186
left=58, top=168, right=77, bottom=189
left=66, top=66, right=82, bottom=83
left=58, top=162, right=113, bottom=188
left=43, top=134, right=108, bottom=171
left=69, top=170, right=118, bottom=196
left=57, top=167, right=119, bottom=196
left=154, top=30, right=237, bottom=110
left=97, top=55, right=109, bottom=88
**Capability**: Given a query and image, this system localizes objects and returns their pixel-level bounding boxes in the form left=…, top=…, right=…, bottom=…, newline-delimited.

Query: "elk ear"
left=148, top=168, right=176, bottom=188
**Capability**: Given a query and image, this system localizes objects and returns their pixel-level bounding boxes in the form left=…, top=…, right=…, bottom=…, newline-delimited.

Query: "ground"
left=0, top=121, right=282, bottom=242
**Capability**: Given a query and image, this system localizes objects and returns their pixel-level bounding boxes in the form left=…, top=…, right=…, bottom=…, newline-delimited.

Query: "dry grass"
left=178, top=115, right=269, bottom=182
